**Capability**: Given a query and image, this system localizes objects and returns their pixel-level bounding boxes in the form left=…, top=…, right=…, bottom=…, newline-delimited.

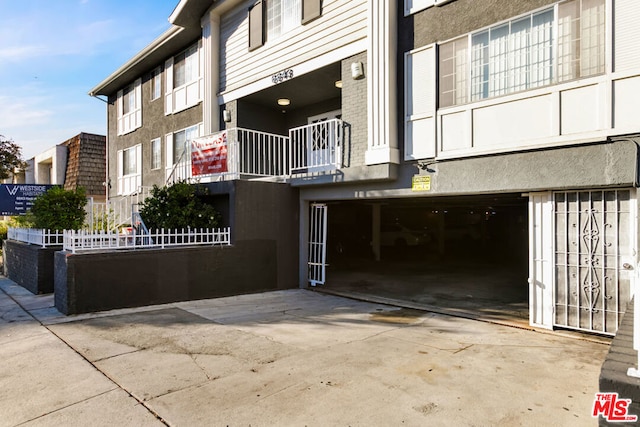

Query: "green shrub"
left=30, top=187, right=87, bottom=231
left=139, top=181, right=221, bottom=230
left=0, top=221, right=8, bottom=243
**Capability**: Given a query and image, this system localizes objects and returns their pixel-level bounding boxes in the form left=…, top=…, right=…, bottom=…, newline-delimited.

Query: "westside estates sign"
left=0, top=184, right=55, bottom=216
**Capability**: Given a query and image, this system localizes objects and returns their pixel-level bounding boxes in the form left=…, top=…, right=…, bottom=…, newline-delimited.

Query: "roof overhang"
left=90, top=0, right=246, bottom=97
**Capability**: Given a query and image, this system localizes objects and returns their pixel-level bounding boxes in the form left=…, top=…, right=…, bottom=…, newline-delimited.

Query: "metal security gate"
left=554, top=190, right=634, bottom=335
left=308, top=203, right=328, bottom=286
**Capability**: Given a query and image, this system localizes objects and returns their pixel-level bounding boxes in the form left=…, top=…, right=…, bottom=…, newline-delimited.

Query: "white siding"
left=220, top=0, right=367, bottom=93
left=614, top=0, right=640, bottom=72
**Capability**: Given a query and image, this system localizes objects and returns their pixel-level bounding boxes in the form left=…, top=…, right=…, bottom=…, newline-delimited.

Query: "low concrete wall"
left=599, top=299, right=640, bottom=426
left=54, top=240, right=280, bottom=315
left=3, top=240, right=59, bottom=294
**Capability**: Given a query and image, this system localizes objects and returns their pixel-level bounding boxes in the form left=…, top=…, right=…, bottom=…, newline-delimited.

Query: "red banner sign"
left=191, top=131, right=228, bottom=176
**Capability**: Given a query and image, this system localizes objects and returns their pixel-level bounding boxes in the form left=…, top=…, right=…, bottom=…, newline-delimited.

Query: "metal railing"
left=290, top=119, right=343, bottom=174
left=165, top=122, right=343, bottom=183
left=7, top=228, right=65, bottom=247
left=85, top=188, right=152, bottom=230
left=63, top=227, right=231, bottom=253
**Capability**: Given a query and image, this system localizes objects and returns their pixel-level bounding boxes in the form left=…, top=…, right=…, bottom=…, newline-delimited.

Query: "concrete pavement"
left=0, top=277, right=609, bottom=426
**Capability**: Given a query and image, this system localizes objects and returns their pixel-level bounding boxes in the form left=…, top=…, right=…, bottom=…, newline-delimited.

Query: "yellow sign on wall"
left=412, top=175, right=431, bottom=192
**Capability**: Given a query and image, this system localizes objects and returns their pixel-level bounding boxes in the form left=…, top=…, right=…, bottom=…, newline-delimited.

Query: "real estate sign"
left=191, top=131, right=228, bottom=176
left=0, top=184, right=55, bottom=216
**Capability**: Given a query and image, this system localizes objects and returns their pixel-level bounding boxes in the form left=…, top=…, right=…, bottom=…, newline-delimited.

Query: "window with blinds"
left=438, top=0, right=605, bottom=107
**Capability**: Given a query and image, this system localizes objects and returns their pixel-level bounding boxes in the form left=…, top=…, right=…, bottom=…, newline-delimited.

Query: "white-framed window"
left=117, top=78, right=142, bottom=135
left=405, top=45, right=437, bottom=160
left=174, top=45, right=198, bottom=88
left=151, top=138, right=161, bottom=170
left=164, top=42, right=202, bottom=114
left=151, top=67, right=161, bottom=101
left=267, top=0, right=301, bottom=40
left=117, top=144, right=142, bottom=195
left=249, top=0, right=321, bottom=50
left=438, top=0, right=605, bottom=108
left=165, top=124, right=200, bottom=169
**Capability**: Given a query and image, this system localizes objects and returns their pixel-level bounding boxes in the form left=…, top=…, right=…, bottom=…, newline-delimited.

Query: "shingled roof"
left=61, top=132, right=106, bottom=199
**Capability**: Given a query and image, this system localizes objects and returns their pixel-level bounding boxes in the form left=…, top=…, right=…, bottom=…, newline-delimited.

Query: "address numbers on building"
left=272, top=69, right=294, bottom=84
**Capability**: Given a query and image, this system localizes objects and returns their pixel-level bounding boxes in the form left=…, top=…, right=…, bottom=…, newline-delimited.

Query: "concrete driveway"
left=0, top=277, right=609, bottom=426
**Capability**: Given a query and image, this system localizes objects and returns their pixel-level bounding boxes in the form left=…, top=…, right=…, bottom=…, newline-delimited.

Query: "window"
left=151, top=67, right=161, bottom=101
left=267, top=0, right=301, bottom=40
left=123, top=147, right=137, bottom=175
left=151, top=138, right=161, bottom=170
left=174, top=45, right=198, bottom=88
left=117, top=144, right=142, bottom=195
left=173, top=125, right=199, bottom=164
left=248, top=0, right=321, bottom=50
left=438, top=0, right=605, bottom=107
left=164, top=43, right=202, bottom=114
left=117, top=78, right=142, bottom=135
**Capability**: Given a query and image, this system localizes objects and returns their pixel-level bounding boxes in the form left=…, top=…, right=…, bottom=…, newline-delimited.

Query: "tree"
left=30, top=187, right=87, bottom=230
left=139, top=181, right=221, bottom=230
left=0, top=135, right=27, bottom=180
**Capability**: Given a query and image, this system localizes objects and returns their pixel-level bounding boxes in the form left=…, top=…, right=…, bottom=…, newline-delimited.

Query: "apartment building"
left=90, top=0, right=640, bottom=337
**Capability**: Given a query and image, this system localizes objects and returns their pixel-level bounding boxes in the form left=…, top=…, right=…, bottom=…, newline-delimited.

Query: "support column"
left=201, top=12, right=221, bottom=136
left=365, top=0, right=399, bottom=165
left=371, top=203, right=381, bottom=262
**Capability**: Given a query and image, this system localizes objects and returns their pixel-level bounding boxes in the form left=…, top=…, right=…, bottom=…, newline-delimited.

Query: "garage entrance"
left=318, top=193, right=530, bottom=326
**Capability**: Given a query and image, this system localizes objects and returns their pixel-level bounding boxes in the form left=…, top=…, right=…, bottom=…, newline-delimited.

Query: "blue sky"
left=0, top=0, right=178, bottom=159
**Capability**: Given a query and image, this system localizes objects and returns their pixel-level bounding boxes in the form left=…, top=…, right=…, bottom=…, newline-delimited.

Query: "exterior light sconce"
left=222, top=109, right=231, bottom=122
left=277, top=98, right=290, bottom=106
left=351, top=61, right=364, bottom=80
left=335, top=80, right=343, bottom=88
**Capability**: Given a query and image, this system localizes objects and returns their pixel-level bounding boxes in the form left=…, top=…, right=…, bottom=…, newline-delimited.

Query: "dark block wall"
left=599, top=299, right=640, bottom=426
left=55, top=240, right=278, bottom=315
left=206, top=180, right=300, bottom=290
left=3, top=240, right=60, bottom=294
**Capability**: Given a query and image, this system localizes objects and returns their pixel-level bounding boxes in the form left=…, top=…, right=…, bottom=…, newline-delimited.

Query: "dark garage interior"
left=320, top=193, right=530, bottom=326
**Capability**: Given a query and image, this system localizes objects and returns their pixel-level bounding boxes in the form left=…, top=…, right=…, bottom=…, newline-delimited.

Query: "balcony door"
left=307, top=110, right=341, bottom=172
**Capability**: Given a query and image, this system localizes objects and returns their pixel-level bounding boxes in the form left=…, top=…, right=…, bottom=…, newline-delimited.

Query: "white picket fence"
left=7, top=228, right=65, bottom=247
left=62, top=227, right=231, bottom=253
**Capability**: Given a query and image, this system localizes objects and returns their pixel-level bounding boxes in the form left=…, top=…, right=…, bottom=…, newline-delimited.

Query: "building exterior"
left=90, top=0, right=640, bottom=340
left=22, top=133, right=107, bottom=201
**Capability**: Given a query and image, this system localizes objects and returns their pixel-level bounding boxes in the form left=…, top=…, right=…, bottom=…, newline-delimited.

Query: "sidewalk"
left=0, top=277, right=609, bottom=426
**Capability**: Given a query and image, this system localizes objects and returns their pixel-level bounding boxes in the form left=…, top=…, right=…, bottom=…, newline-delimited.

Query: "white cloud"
left=0, top=45, right=45, bottom=62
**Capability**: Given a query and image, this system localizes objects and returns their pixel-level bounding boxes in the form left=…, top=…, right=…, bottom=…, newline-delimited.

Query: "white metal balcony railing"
left=62, top=227, right=231, bottom=254
left=7, top=228, right=65, bottom=247
left=85, top=188, right=152, bottom=230
left=166, top=120, right=343, bottom=184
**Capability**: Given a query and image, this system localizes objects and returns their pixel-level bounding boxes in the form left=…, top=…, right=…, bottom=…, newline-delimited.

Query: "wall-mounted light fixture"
left=335, top=80, right=343, bottom=89
left=351, top=61, right=364, bottom=80
left=222, top=109, right=231, bottom=122
left=277, top=98, right=290, bottom=106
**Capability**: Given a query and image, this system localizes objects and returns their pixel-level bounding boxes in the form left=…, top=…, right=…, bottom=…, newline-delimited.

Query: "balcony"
left=167, top=119, right=344, bottom=184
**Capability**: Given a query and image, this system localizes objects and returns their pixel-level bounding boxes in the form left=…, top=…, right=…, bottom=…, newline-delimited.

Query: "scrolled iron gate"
left=554, top=190, right=634, bottom=335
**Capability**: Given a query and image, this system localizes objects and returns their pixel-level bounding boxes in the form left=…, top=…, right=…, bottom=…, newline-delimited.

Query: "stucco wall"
left=106, top=44, right=204, bottom=198
left=403, top=0, right=557, bottom=50
left=298, top=138, right=640, bottom=200
left=206, top=180, right=300, bottom=289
